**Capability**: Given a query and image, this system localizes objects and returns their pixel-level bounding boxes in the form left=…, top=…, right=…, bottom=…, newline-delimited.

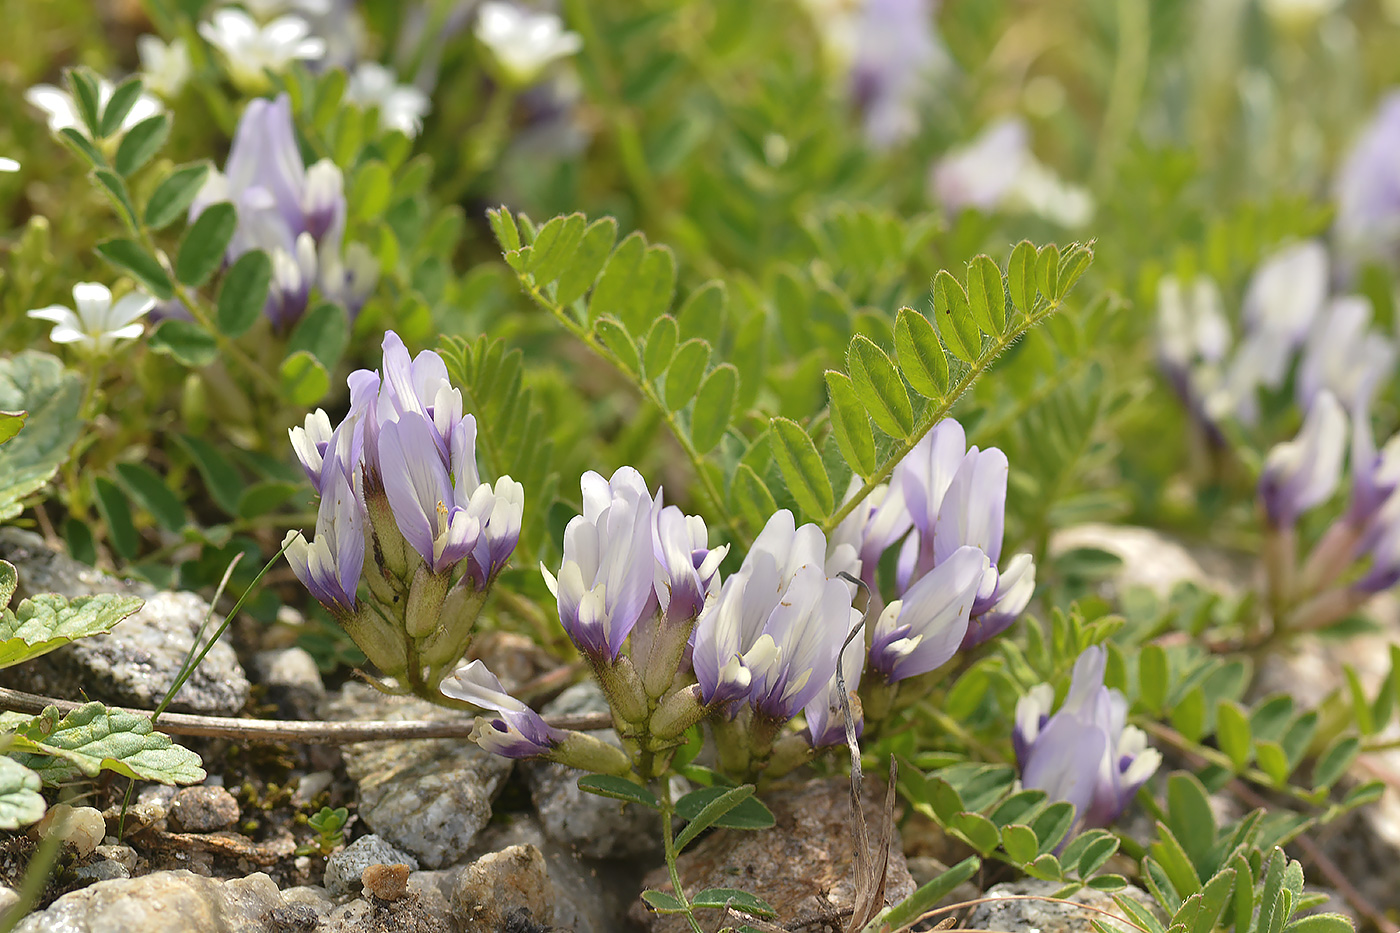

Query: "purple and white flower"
left=848, top=0, right=945, bottom=147
left=1209, top=241, right=1329, bottom=424
left=1015, top=647, right=1161, bottom=832
left=1334, top=90, right=1400, bottom=269
left=194, top=94, right=372, bottom=328
left=1258, top=390, right=1347, bottom=528
left=897, top=420, right=1037, bottom=647
left=1296, top=296, right=1395, bottom=413
left=931, top=118, right=1093, bottom=227
left=692, top=511, right=859, bottom=722
left=283, top=436, right=365, bottom=614
left=439, top=660, right=564, bottom=758
left=542, top=467, right=659, bottom=662
left=867, top=545, right=986, bottom=682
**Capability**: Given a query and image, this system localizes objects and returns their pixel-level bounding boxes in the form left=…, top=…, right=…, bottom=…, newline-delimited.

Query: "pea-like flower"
left=285, top=330, right=524, bottom=689
left=542, top=468, right=658, bottom=662
left=1014, top=646, right=1161, bottom=832
left=1211, top=241, right=1328, bottom=424
left=898, top=420, right=1038, bottom=648
left=28, top=283, right=154, bottom=355
left=1296, top=296, right=1395, bottom=413
left=440, top=660, right=565, bottom=758
left=199, top=7, right=326, bottom=92
left=932, top=119, right=1093, bottom=228
left=868, top=544, right=986, bottom=682
left=692, top=511, right=859, bottom=722
left=195, top=94, right=369, bottom=328
left=1258, top=391, right=1347, bottom=528
left=475, top=2, right=583, bottom=86
left=1335, top=92, right=1400, bottom=270
left=847, top=0, right=945, bottom=148
left=283, top=429, right=365, bottom=615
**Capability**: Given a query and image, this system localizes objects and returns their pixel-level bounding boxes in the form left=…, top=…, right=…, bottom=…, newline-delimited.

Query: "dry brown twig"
left=0, top=686, right=613, bottom=743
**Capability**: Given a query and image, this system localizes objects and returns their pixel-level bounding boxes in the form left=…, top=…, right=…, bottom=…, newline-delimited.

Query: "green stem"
left=520, top=280, right=749, bottom=548
left=132, top=218, right=281, bottom=397
left=822, top=300, right=1064, bottom=535
left=657, top=781, right=705, bottom=933
left=1137, top=719, right=1320, bottom=808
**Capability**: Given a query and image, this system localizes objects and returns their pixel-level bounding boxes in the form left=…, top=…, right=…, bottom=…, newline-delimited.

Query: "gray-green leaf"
left=0, top=757, right=45, bottom=830
left=0, top=593, right=144, bottom=669
left=0, top=353, right=83, bottom=520
left=18, top=702, right=205, bottom=785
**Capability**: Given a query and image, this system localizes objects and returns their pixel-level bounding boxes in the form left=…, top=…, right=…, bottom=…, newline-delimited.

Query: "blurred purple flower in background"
left=1258, top=390, right=1347, bottom=528
left=1335, top=91, right=1400, bottom=270
left=193, top=94, right=379, bottom=328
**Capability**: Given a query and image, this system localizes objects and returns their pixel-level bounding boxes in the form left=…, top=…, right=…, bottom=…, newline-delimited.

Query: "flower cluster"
left=1158, top=241, right=1395, bottom=435
left=284, top=331, right=525, bottom=694
left=453, top=416, right=1039, bottom=783
left=193, top=94, right=378, bottom=329
left=1014, top=647, right=1161, bottom=833
left=835, top=419, right=1037, bottom=688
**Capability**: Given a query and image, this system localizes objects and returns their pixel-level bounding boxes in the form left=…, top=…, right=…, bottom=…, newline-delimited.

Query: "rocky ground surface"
left=0, top=526, right=1392, bottom=930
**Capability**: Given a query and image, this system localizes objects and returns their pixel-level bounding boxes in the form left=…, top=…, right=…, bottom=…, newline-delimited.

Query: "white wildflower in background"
left=931, top=118, right=1094, bottom=228
left=0, top=158, right=18, bottom=173
left=28, top=284, right=155, bottom=354
left=24, top=80, right=162, bottom=137
left=475, top=2, right=583, bottom=86
left=137, top=35, right=192, bottom=99
left=346, top=63, right=431, bottom=136
left=199, top=7, right=326, bottom=92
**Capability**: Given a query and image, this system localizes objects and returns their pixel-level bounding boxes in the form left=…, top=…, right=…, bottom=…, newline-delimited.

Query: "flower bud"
left=649, top=685, right=707, bottom=740
left=550, top=731, right=634, bottom=777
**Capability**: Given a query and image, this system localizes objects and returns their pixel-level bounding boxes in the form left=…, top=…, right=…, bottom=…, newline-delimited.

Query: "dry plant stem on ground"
left=0, top=686, right=613, bottom=743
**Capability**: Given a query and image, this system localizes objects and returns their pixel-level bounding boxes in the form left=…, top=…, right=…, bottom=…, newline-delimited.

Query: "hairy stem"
left=520, top=279, right=749, bottom=547
left=823, top=299, right=1064, bottom=535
